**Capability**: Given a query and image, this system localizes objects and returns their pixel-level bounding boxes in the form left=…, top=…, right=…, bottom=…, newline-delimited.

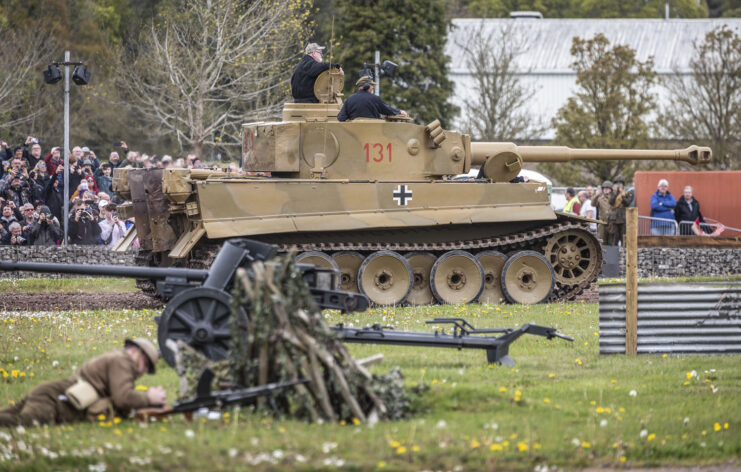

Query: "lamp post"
left=42, top=51, right=91, bottom=246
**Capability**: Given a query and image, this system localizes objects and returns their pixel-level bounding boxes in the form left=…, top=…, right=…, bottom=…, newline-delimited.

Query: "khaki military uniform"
left=607, top=190, right=633, bottom=246
left=591, top=194, right=613, bottom=243
left=0, top=349, right=149, bottom=427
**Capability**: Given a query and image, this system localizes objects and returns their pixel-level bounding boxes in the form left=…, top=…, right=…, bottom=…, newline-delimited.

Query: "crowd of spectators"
left=0, top=137, right=237, bottom=248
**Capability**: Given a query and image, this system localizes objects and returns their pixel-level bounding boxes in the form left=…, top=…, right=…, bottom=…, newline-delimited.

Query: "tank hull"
left=194, top=179, right=555, bottom=240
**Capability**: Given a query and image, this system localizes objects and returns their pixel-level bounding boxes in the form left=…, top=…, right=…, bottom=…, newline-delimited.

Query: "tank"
left=112, top=69, right=712, bottom=306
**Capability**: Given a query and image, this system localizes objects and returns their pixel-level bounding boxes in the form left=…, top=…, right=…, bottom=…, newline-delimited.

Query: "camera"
left=30, top=138, right=39, bottom=144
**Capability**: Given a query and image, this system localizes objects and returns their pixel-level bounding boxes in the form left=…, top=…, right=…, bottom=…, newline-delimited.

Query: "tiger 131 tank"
left=112, top=69, right=712, bottom=306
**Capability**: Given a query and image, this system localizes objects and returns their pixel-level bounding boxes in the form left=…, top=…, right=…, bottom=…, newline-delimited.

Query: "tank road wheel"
left=332, top=251, right=365, bottom=293
left=157, top=287, right=248, bottom=367
left=476, top=250, right=508, bottom=304
left=358, top=251, right=413, bottom=306
left=296, top=251, right=339, bottom=271
left=544, top=229, right=601, bottom=286
left=501, top=251, right=555, bottom=305
left=403, top=252, right=437, bottom=305
left=430, top=250, right=484, bottom=305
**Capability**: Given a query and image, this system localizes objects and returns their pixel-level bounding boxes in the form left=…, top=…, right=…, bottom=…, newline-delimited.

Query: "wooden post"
left=625, top=207, right=638, bottom=356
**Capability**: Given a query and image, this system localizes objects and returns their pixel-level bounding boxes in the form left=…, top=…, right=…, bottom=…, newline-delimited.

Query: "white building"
left=445, top=18, right=741, bottom=139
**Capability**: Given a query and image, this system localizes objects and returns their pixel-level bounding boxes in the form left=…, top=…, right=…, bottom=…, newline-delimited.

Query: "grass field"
left=0, top=277, right=136, bottom=293
left=0, top=288, right=738, bottom=470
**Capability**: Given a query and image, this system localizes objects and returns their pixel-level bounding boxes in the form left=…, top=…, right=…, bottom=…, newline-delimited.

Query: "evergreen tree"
left=334, top=0, right=457, bottom=127
left=539, top=34, right=657, bottom=185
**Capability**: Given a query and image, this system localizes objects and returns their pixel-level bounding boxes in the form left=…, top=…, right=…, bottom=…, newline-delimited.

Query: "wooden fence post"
left=625, top=207, right=638, bottom=356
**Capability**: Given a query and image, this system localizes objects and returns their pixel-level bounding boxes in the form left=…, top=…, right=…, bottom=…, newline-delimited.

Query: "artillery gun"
left=0, top=238, right=573, bottom=367
left=112, top=69, right=711, bottom=306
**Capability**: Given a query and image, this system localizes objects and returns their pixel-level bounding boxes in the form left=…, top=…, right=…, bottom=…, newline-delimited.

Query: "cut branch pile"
left=219, top=252, right=414, bottom=423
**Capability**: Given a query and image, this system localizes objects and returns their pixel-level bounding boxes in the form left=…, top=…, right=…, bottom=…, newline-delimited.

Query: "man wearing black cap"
left=0, top=338, right=166, bottom=427
left=337, top=76, right=408, bottom=121
left=291, top=42, right=344, bottom=103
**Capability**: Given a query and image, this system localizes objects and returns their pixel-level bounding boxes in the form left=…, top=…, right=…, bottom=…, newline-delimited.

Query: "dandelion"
left=396, top=446, right=407, bottom=454
left=389, top=441, right=400, bottom=449
left=724, top=423, right=729, bottom=430
left=581, top=441, right=591, bottom=448
left=575, top=358, right=583, bottom=366
left=619, top=456, right=626, bottom=462
left=517, top=442, right=528, bottom=452
left=596, top=407, right=604, bottom=413
left=411, top=445, right=419, bottom=452
left=543, top=398, right=550, bottom=404
left=647, top=433, right=656, bottom=441
left=490, top=443, right=502, bottom=451
left=714, top=423, right=721, bottom=432
left=548, top=373, right=555, bottom=378
left=377, top=461, right=386, bottom=468
left=471, top=440, right=481, bottom=449
left=499, top=386, right=507, bottom=392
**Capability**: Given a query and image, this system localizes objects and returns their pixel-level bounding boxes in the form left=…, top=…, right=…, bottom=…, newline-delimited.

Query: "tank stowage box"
left=113, top=69, right=711, bottom=306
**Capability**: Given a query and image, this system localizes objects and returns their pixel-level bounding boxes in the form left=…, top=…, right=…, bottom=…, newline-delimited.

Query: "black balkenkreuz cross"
left=392, top=184, right=413, bottom=206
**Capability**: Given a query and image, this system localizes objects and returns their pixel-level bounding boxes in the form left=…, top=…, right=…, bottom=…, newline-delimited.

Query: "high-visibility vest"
left=564, top=196, right=579, bottom=214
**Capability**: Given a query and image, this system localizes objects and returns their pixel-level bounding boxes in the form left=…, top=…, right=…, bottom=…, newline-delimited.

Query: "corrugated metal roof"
left=447, top=19, right=741, bottom=74
left=599, top=282, right=741, bottom=355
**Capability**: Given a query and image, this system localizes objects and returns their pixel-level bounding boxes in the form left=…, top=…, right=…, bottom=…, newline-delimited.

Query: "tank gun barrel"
left=470, top=143, right=712, bottom=166
left=0, top=260, right=210, bottom=281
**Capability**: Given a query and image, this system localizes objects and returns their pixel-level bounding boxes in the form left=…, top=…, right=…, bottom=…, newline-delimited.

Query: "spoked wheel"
left=544, top=229, right=601, bottom=286
left=404, top=252, right=437, bottom=305
left=430, top=250, right=484, bottom=305
left=157, top=287, right=248, bottom=367
left=358, top=250, right=413, bottom=306
left=296, top=251, right=339, bottom=271
left=476, top=250, right=508, bottom=304
left=332, top=251, right=365, bottom=293
left=500, top=251, right=554, bottom=305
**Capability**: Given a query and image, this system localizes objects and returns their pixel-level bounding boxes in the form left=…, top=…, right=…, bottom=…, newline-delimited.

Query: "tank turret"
left=113, top=69, right=712, bottom=308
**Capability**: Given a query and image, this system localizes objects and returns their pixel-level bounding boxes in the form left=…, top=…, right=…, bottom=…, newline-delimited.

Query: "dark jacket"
left=337, top=89, right=400, bottom=121
left=675, top=196, right=705, bottom=235
left=43, top=175, right=65, bottom=223
left=649, top=190, right=677, bottom=228
left=30, top=219, right=62, bottom=246
left=291, top=55, right=332, bottom=103
left=68, top=210, right=101, bottom=245
left=96, top=174, right=113, bottom=196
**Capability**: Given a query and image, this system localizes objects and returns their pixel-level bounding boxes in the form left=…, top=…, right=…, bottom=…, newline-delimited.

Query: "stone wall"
left=616, top=247, right=740, bottom=278
left=0, top=245, right=136, bottom=278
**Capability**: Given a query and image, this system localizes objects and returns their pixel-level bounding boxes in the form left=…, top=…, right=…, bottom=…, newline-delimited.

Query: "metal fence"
left=637, top=216, right=678, bottom=236
left=599, top=282, right=741, bottom=355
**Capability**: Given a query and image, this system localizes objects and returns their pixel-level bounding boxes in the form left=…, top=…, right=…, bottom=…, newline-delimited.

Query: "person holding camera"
left=44, top=147, right=63, bottom=176
left=99, top=203, right=126, bottom=249
left=1, top=175, right=32, bottom=209
left=2, top=221, right=28, bottom=246
left=1, top=203, right=20, bottom=234
left=30, top=205, right=62, bottom=246
left=68, top=201, right=101, bottom=245
left=337, top=76, right=408, bottom=122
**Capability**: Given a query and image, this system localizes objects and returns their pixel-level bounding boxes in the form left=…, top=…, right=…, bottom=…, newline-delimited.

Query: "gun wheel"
left=476, top=250, right=508, bottom=304
left=430, top=250, right=484, bottom=305
left=501, top=251, right=554, bottom=305
left=332, top=251, right=365, bottom=293
left=296, top=251, right=339, bottom=271
left=358, top=250, right=412, bottom=306
left=404, top=252, right=437, bottom=305
left=157, top=287, right=248, bottom=367
left=544, top=229, right=601, bottom=286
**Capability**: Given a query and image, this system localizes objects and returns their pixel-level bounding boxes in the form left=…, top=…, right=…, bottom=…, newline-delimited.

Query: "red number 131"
left=364, top=142, right=392, bottom=163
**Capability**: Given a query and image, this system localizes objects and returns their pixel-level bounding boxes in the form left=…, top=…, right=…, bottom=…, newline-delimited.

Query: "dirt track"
left=0, top=292, right=164, bottom=312
left=0, top=285, right=598, bottom=312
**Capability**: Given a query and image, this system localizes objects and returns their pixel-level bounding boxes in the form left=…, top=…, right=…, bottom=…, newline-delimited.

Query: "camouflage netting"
left=177, top=252, right=419, bottom=423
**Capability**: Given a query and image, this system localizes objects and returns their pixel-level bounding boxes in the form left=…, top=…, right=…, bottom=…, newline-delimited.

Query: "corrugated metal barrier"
left=599, top=282, right=741, bottom=355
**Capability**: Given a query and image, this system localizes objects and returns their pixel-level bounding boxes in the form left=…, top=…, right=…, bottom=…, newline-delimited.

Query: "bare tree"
left=455, top=21, right=542, bottom=141
left=661, top=25, right=741, bottom=170
left=118, top=0, right=311, bottom=158
left=0, top=29, right=55, bottom=130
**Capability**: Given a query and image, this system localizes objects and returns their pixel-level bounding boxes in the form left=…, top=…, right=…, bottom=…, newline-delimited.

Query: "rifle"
left=136, top=368, right=310, bottom=421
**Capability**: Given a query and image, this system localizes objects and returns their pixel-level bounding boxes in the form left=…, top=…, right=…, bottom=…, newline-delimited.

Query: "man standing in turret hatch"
left=291, top=43, right=344, bottom=103
left=337, top=76, right=408, bottom=121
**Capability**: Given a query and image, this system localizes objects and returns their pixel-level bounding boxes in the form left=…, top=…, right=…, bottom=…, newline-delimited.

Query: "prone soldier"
left=0, top=338, right=167, bottom=427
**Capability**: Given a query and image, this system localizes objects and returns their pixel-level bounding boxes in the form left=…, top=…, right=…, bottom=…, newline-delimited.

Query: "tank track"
left=190, top=220, right=601, bottom=304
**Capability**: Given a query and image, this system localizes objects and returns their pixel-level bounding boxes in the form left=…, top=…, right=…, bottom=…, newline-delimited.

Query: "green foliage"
left=334, top=0, right=457, bottom=126
left=540, top=34, right=657, bottom=185
left=462, top=0, right=708, bottom=18
left=660, top=25, right=741, bottom=170
left=707, top=0, right=741, bottom=17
